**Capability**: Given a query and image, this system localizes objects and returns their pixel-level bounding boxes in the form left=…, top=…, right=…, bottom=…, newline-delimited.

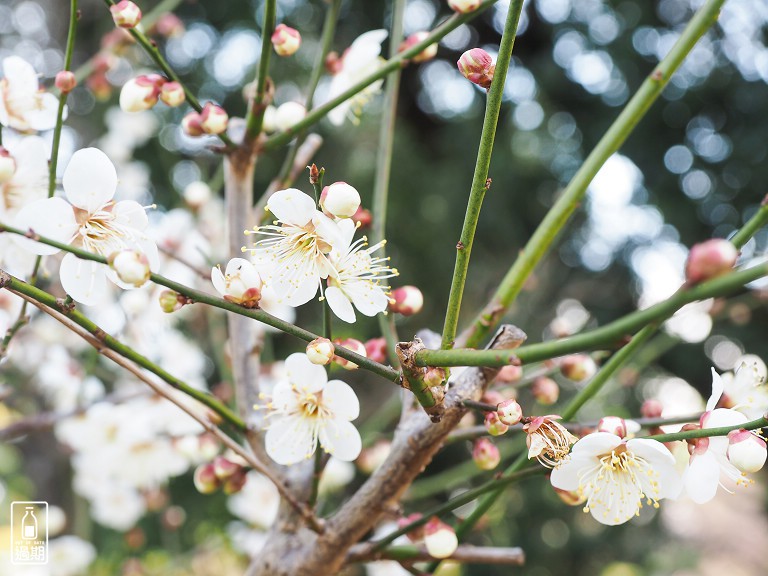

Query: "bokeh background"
left=2, top=0, right=768, bottom=574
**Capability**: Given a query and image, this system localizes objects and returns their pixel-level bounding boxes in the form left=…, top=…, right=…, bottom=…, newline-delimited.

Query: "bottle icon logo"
left=21, top=507, right=38, bottom=540
left=10, top=501, right=48, bottom=565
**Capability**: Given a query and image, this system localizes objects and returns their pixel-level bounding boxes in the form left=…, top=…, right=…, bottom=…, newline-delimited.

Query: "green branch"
left=244, top=0, right=276, bottom=140
left=646, top=415, right=767, bottom=442
left=0, top=224, right=401, bottom=383
left=730, top=195, right=768, bottom=249
left=261, top=0, right=500, bottom=151
left=458, top=0, right=728, bottom=349
left=0, top=271, right=246, bottom=431
left=440, top=0, right=526, bottom=350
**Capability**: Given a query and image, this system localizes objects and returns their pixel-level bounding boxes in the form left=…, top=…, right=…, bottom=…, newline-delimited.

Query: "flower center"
left=72, top=202, right=137, bottom=255
left=296, top=390, right=330, bottom=420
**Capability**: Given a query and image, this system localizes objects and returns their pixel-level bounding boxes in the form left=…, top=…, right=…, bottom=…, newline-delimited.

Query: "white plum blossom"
left=263, top=352, right=362, bottom=465
left=211, top=257, right=263, bottom=307
left=14, top=147, right=158, bottom=305
left=47, top=535, right=97, bottom=576
left=325, top=218, right=397, bottom=323
left=245, top=188, right=341, bottom=306
left=550, top=432, right=682, bottom=525
left=0, top=56, right=60, bottom=132
left=227, top=470, right=280, bottom=528
left=0, top=135, right=48, bottom=221
left=719, top=354, right=768, bottom=419
left=326, top=30, right=388, bottom=126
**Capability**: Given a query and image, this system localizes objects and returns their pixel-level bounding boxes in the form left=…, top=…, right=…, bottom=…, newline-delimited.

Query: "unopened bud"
left=193, top=463, right=220, bottom=494
left=119, top=75, right=164, bottom=113
left=200, top=102, right=228, bottom=135
left=325, top=51, right=342, bottom=75
left=320, top=181, right=361, bottom=219
left=110, top=249, right=151, bottom=287
left=496, top=399, right=523, bottom=426
left=364, top=337, right=387, bottom=364
left=334, top=338, right=367, bottom=370
left=154, top=12, right=185, bottom=38
left=159, top=289, right=185, bottom=313
left=222, top=468, right=248, bottom=495
left=87, top=73, right=112, bottom=101
left=306, top=337, right=335, bottom=365
left=397, top=513, right=425, bottom=542
left=685, top=239, right=738, bottom=284
left=272, top=23, right=301, bottom=56
left=641, top=399, right=664, bottom=418
left=213, top=456, right=242, bottom=480
left=183, top=181, right=211, bottom=208
left=182, top=112, right=204, bottom=136
left=0, top=148, right=16, bottom=184
left=357, top=439, right=391, bottom=474
left=160, top=81, right=186, bottom=107
left=473, top=438, right=500, bottom=470
left=389, top=285, right=423, bottom=316
left=110, top=0, right=142, bottom=28
left=531, top=376, right=559, bottom=405
left=423, top=518, right=458, bottom=559
left=448, top=0, right=481, bottom=13
left=597, top=416, right=627, bottom=438
left=484, top=411, right=509, bottom=436
left=211, top=258, right=262, bottom=308
left=457, top=48, right=495, bottom=90
left=727, top=429, right=767, bottom=473
left=423, top=366, right=447, bottom=387
left=262, top=105, right=278, bottom=133
left=399, top=31, right=437, bottom=63
left=55, top=71, right=76, bottom=93
left=560, top=354, right=597, bottom=382
left=495, top=364, right=522, bottom=383
left=275, top=101, right=306, bottom=132
left=481, top=390, right=505, bottom=406
left=352, top=206, right=373, bottom=229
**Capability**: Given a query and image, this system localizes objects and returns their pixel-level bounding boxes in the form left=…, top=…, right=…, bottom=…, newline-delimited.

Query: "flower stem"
left=645, top=416, right=768, bottom=442
left=440, top=0, right=526, bottom=350
left=457, top=0, right=728, bottom=349
left=730, top=194, right=768, bottom=249
left=261, top=0, right=501, bottom=151
left=0, top=271, right=246, bottom=431
left=244, top=0, right=277, bottom=140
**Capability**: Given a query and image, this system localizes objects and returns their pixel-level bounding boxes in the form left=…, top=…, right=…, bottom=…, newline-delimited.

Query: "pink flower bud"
left=484, top=411, right=509, bottom=436
left=119, top=75, right=164, bottom=113
left=159, top=290, right=185, bottom=313
left=271, top=23, right=302, bottom=56
left=423, top=517, right=458, bottom=559
left=397, top=513, right=425, bottom=542
left=320, top=181, right=361, bottom=218
left=306, top=337, right=335, bottom=365
left=560, top=354, right=597, bottom=382
left=0, top=147, right=16, bottom=184
left=364, top=337, right=387, bottom=364
left=110, top=0, right=142, bottom=28
left=685, top=239, right=738, bottom=284
left=448, top=0, right=481, bottom=13
left=222, top=468, right=248, bottom=495
left=495, top=364, right=522, bottom=383
left=55, top=71, right=76, bottom=94
left=531, top=376, right=559, bottom=405
left=496, top=399, right=523, bottom=426
left=640, top=399, right=663, bottom=418
left=423, top=366, right=446, bottom=388
left=473, top=438, right=500, bottom=470
left=389, top=285, right=424, bottom=316
left=182, top=112, right=204, bottom=136
left=481, top=390, right=505, bottom=406
left=193, top=463, right=220, bottom=494
left=200, top=102, right=229, bottom=135
left=334, top=337, right=367, bottom=370
left=110, top=249, right=151, bottom=287
left=597, top=416, right=627, bottom=438
left=457, top=48, right=495, bottom=90
left=352, top=206, right=373, bottom=229
left=87, top=73, right=112, bottom=101
left=399, top=31, right=438, bottom=63
left=727, top=429, right=767, bottom=473
left=159, top=81, right=186, bottom=107
left=154, top=13, right=185, bottom=38
left=212, top=456, right=242, bottom=480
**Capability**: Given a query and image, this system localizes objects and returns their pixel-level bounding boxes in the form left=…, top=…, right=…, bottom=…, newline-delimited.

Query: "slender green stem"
left=244, top=0, right=277, bottom=140
left=458, top=0, right=728, bottom=349
left=261, top=0, right=500, bottom=151
left=0, top=224, right=401, bottom=382
left=417, top=262, right=768, bottom=367
left=102, top=0, right=234, bottom=148
left=646, top=416, right=767, bottom=442
left=730, top=196, right=768, bottom=249
left=1, top=271, right=246, bottom=431
left=440, top=0, right=525, bottom=350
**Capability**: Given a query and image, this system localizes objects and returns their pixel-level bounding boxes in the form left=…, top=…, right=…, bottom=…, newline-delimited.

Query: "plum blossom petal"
left=318, top=419, right=362, bottom=461
left=59, top=253, right=110, bottom=306
left=265, top=414, right=317, bottom=465
left=684, top=450, right=721, bottom=504
left=285, top=352, right=327, bottom=392
left=62, top=148, right=117, bottom=212
left=0, top=135, right=48, bottom=219
left=13, top=197, right=78, bottom=255
left=323, top=380, right=360, bottom=421
left=325, top=285, right=356, bottom=323
left=0, top=57, right=60, bottom=132
left=267, top=188, right=315, bottom=226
